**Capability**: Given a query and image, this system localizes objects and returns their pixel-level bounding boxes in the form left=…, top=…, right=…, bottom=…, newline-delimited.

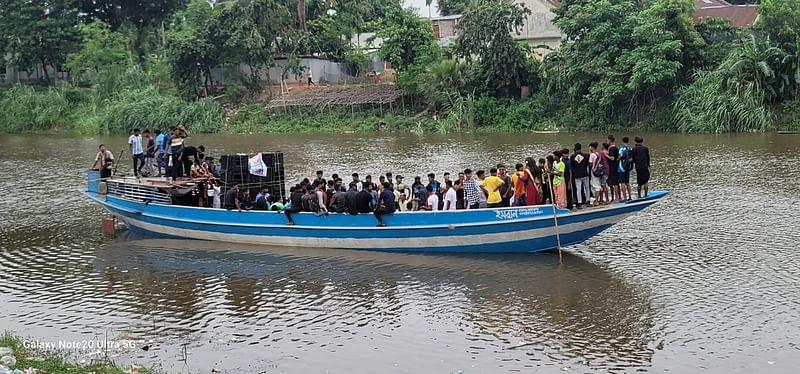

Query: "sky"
left=404, top=0, right=441, bottom=18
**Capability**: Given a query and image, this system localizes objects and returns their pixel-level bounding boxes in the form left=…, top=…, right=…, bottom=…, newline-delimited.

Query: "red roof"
left=547, top=0, right=757, bottom=28
left=693, top=0, right=758, bottom=28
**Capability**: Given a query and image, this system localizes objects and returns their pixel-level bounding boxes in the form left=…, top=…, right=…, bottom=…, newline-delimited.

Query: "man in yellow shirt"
left=482, top=168, right=505, bottom=208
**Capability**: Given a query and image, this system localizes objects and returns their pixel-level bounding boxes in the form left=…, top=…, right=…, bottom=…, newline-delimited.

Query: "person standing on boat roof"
left=618, top=137, right=634, bottom=201
left=456, top=172, right=466, bottom=209
left=142, top=129, right=156, bottom=177
left=153, top=129, right=164, bottom=176
left=512, top=163, right=525, bottom=206
left=443, top=180, right=457, bottom=211
left=550, top=150, right=567, bottom=209
left=224, top=183, right=241, bottom=210
left=632, top=136, right=651, bottom=198
left=427, top=173, right=441, bottom=205
left=128, top=128, right=145, bottom=177
left=571, top=143, right=590, bottom=208
left=521, top=157, right=542, bottom=206
left=423, top=185, right=440, bottom=211
left=169, top=127, right=187, bottom=180
left=463, top=169, right=481, bottom=209
left=606, top=135, right=621, bottom=203
left=91, top=144, right=114, bottom=179
left=374, top=182, right=396, bottom=227
left=476, top=170, right=489, bottom=208
left=482, top=167, right=505, bottom=208
left=497, top=164, right=514, bottom=207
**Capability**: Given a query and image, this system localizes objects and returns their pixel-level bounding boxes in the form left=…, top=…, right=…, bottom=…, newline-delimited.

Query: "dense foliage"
left=1, top=0, right=800, bottom=134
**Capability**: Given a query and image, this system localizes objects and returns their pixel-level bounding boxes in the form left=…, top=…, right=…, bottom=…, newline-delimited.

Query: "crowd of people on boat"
left=93, top=128, right=652, bottom=224
left=219, top=135, right=651, bottom=226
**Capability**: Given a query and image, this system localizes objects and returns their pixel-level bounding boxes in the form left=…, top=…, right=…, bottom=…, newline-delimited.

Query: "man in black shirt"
left=356, top=188, right=373, bottom=214
left=284, top=185, right=305, bottom=225
left=373, top=182, right=396, bottom=227
left=344, top=183, right=359, bottom=215
left=224, top=183, right=241, bottom=210
left=632, top=136, right=651, bottom=198
left=606, top=135, right=620, bottom=202
left=570, top=143, right=590, bottom=208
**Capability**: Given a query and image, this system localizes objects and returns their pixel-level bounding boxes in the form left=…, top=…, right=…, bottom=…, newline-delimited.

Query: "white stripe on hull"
left=115, top=211, right=632, bottom=250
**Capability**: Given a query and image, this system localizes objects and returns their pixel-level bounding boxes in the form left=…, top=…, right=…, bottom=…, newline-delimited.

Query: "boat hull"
left=87, top=191, right=668, bottom=253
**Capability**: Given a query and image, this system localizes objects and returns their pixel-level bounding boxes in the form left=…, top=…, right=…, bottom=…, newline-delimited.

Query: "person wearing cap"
left=632, top=136, right=651, bottom=198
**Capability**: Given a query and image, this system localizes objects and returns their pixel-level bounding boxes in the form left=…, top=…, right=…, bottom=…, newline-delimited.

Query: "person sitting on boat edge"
left=329, top=186, right=348, bottom=213
left=224, top=183, right=241, bottom=211
left=241, top=190, right=254, bottom=210
left=268, top=195, right=285, bottom=211
left=254, top=186, right=271, bottom=210
left=91, top=144, right=114, bottom=179
left=284, top=185, right=305, bottom=225
left=374, top=182, right=396, bottom=227
left=344, top=183, right=359, bottom=215
left=356, top=185, right=373, bottom=214
left=307, top=181, right=328, bottom=216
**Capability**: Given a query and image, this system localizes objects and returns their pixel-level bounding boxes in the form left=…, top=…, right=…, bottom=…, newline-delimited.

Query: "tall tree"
left=73, top=0, right=188, bottom=59
left=0, top=0, right=80, bottom=84
left=455, top=0, right=532, bottom=97
left=66, top=20, right=130, bottom=81
left=757, top=0, right=800, bottom=52
left=375, top=8, right=438, bottom=71
left=552, top=0, right=701, bottom=122
left=437, top=0, right=470, bottom=16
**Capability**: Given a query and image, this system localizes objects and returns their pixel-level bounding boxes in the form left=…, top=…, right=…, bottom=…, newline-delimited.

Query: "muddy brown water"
left=0, top=132, right=798, bottom=373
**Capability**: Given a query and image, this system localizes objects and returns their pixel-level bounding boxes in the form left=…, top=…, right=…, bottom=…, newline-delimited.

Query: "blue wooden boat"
left=85, top=170, right=668, bottom=253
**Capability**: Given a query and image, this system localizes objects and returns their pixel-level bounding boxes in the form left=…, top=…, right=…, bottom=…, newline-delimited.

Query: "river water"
left=0, top=132, right=798, bottom=373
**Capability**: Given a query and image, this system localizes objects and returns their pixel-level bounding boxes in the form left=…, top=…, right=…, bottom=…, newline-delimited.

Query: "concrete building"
left=427, top=1, right=564, bottom=57
left=515, top=0, right=563, bottom=56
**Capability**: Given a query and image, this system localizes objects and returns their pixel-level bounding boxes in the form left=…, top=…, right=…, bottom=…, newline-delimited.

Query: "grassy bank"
left=2, top=82, right=799, bottom=135
left=0, top=332, right=157, bottom=374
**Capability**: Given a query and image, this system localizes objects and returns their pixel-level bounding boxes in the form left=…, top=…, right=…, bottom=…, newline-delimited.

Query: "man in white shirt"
left=443, top=180, right=457, bottom=210
left=424, top=185, right=440, bottom=211
left=128, top=128, right=145, bottom=177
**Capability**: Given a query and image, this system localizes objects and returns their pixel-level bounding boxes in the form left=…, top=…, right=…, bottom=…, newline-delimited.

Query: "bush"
left=672, top=70, right=772, bottom=133
left=97, top=87, right=223, bottom=133
left=0, top=85, right=71, bottom=132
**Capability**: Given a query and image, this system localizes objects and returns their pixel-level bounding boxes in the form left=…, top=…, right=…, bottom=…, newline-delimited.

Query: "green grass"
left=0, top=332, right=157, bottom=374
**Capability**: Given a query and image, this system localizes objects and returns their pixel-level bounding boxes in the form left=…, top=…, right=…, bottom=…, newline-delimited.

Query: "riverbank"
left=2, top=83, right=799, bottom=135
left=0, top=333, right=156, bottom=374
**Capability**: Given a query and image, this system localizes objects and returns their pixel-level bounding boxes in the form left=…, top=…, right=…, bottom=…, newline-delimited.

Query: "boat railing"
left=106, top=179, right=172, bottom=205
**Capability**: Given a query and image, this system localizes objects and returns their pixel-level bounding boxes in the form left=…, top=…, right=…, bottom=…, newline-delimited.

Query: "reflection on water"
left=1, top=132, right=799, bottom=373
